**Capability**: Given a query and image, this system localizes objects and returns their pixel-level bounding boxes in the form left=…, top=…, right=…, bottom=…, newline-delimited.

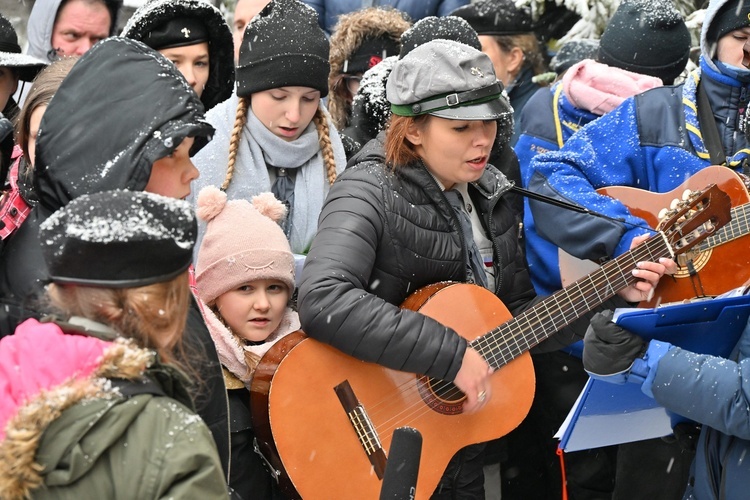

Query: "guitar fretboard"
left=470, top=234, right=671, bottom=370
left=701, top=203, right=750, bottom=249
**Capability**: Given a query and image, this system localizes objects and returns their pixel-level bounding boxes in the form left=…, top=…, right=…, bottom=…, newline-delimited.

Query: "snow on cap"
left=387, top=39, right=512, bottom=120
left=598, top=0, right=691, bottom=85
left=399, top=16, right=481, bottom=59
left=449, top=0, right=535, bottom=37
left=40, top=190, right=196, bottom=288
left=236, top=0, right=330, bottom=97
left=0, top=13, right=47, bottom=81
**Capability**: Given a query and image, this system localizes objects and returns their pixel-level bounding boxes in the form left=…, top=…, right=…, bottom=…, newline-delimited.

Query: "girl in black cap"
left=0, top=190, right=228, bottom=499
left=295, top=38, right=673, bottom=499
left=192, top=0, right=347, bottom=257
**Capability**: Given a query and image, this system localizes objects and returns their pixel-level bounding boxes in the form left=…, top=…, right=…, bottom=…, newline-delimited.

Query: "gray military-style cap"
left=386, top=39, right=512, bottom=120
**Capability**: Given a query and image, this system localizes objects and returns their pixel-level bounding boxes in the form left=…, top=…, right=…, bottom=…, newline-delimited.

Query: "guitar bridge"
left=334, top=380, right=387, bottom=479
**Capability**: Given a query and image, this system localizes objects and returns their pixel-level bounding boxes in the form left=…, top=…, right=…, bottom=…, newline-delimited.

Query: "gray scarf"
left=192, top=96, right=347, bottom=253
left=246, top=109, right=321, bottom=251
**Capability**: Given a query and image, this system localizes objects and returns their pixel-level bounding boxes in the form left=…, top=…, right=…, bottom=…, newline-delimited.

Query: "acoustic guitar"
left=250, top=184, right=730, bottom=499
left=559, top=166, right=750, bottom=307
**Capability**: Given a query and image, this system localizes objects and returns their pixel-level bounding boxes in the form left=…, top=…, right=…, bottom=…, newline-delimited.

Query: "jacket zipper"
left=483, top=188, right=502, bottom=293
left=444, top=192, right=471, bottom=283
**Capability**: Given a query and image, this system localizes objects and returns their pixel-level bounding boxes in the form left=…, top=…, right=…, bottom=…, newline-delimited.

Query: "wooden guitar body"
left=251, top=283, right=534, bottom=499
left=250, top=183, right=731, bottom=499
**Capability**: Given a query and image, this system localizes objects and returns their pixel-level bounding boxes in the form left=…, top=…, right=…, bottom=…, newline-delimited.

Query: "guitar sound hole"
left=416, top=375, right=466, bottom=415
left=674, top=249, right=712, bottom=278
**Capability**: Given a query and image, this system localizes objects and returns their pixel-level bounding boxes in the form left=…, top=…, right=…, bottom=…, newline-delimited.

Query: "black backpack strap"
left=110, top=377, right=167, bottom=398
left=697, top=80, right=727, bottom=166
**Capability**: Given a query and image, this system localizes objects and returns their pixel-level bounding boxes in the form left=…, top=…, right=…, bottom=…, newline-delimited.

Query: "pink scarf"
left=563, top=59, right=663, bottom=116
left=201, top=303, right=300, bottom=389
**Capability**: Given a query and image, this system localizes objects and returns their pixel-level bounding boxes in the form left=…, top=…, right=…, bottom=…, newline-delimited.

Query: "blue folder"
left=558, top=290, right=750, bottom=452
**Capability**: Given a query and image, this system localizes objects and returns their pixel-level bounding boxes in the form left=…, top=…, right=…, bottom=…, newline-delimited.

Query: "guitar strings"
left=364, top=196, right=714, bottom=443
left=363, top=237, right=670, bottom=443
left=478, top=240, right=665, bottom=368
left=705, top=203, right=748, bottom=246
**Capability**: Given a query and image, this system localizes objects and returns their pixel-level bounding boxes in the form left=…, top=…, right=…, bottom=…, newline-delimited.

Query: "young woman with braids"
left=192, top=0, right=347, bottom=257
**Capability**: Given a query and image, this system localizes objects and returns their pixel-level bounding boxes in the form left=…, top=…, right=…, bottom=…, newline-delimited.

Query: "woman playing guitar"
left=296, top=39, right=673, bottom=498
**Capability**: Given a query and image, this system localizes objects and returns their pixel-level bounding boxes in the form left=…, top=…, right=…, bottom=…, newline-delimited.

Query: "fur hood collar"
left=121, top=0, right=235, bottom=113
left=328, top=8, right=411, bottom=129
left=0, top=319, right=154, bottom=499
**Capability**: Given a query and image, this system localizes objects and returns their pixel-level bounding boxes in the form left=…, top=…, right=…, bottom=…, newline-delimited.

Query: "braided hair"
left=222, top=98, right=337, bottom=190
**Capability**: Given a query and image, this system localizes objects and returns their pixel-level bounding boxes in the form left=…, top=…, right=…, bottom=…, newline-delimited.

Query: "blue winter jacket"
left=516, top=81, right=599, bottom=295
left=645, top=317, right=750, bottom=499
left=527, top=57, right=750, bottom=269
left=302, top=0, right=469, bottom=33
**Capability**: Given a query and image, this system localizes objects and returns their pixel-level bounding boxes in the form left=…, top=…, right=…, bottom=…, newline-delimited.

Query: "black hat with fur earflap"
left=237, top=0, right=330, bottom=97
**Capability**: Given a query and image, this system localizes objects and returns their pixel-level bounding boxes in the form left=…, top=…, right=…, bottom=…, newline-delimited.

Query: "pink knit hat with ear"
left=195, top=186, right=295, bottom=305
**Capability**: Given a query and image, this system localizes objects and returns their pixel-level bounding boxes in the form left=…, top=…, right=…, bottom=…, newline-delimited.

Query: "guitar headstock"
left=657, top=183, right=731, bottom=257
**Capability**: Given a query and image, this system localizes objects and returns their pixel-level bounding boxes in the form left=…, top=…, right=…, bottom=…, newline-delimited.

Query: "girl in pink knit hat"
left=194, top=185, right=299, bottom=500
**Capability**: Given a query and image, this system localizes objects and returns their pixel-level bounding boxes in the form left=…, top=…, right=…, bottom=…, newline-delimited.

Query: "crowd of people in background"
left=0, top=0, right=749, bottom=499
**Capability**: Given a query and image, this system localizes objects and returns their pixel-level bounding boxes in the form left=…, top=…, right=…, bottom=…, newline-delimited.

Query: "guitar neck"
left=471, top=234, right=671, bottom=370
left=702, top=203, right=750, bottom=249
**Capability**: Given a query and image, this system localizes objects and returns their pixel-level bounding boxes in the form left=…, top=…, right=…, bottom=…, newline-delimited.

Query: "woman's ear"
left=507, top=46, right=525, bottom=76
left=404, top=119, right=423, bottom=146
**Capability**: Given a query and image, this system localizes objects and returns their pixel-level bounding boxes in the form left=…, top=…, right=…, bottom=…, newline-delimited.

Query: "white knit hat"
left=195, top=186, right=294, bottom=304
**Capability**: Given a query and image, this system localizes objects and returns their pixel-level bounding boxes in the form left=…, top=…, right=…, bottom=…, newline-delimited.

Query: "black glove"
left=583, top=310, right=646, bottom=379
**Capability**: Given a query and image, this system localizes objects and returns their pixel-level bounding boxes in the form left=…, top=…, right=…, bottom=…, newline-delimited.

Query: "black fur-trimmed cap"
left=236, top=0, right=330, bottom=97
left=121, top=0, right=235, bottom=113
left=40, top=190, right=197, bottom=288
left=449, top=0, right=535, bottom=36
left=143, top=17, right=209, bottom=50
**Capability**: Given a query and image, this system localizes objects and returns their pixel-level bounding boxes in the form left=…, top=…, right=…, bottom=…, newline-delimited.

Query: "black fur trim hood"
left=121, top=0, right=235, bottom=113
